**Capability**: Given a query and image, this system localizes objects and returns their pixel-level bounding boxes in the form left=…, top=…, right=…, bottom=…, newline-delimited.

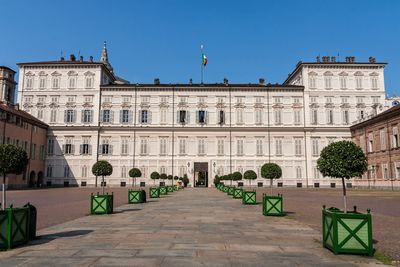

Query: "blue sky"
left=1, top=0, right=399, bottom=95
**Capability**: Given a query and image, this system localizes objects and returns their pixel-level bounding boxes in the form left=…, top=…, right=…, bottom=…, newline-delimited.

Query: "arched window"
left=67, top=71, right=78, bottom=89
left=339, top=72, right=348, bottom=89
left=354, top=71, right=364, bottom=89
left=38, top=71, right=47, bottom=89
left=84, top=71, right=95, bottom=88
left=308, top=72, right=317, bottom=89
left=370, top=72, right=379, bottom=90
left=51, top=71, right=61, bottom=89
left=25, top=72, right=34, bottom=89
left=323, top=71, right=333, bottom=89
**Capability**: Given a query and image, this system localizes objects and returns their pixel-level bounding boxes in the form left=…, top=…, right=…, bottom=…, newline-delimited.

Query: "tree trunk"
left=342, top=177, right=347, bottom=213
left=102, top=176, right=105, bottom=195
left=2, top=174, right=6, bottom=211
left=270, top=179, right=273, bottom=195
left=95, top=175, right=98, bottom=188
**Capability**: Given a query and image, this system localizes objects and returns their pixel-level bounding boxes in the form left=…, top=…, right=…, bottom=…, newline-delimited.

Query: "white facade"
left=17, top=52, right=386, bottom=188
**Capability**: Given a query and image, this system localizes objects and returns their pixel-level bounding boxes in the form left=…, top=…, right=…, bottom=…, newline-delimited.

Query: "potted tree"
left=0, top=144, right=31, bottom=249
left=173, top=176, right=179, bottom=190
left=232, top=172, right=243, bottom=199
left=91, top=160, right=113, bottom=214
left=214, top=175, right=221, bottom=189
left=128, top=168, right=146, bottom=204
left=150, top=171, right=160, bottom=198
left=159, top=173, right=168, bottom=195
left=167, top=175, right=174, bottom=192
left=261, top=163, right=284, bottom=216
left=221, top=175, right=229, bottom=193
left=182, top=175, right=189, bottom=187
left=317, top=140, right=372, bottom=256
left=242, top=170, right=257, bottom=205
left=226, top=174, right=235, bottom=195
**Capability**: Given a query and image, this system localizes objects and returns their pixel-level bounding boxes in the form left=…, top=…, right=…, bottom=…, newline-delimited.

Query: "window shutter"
left=176, top=111, right=180, bottom=123
left=64, top=110, right=67, bottom=123
left=71, top=145, right=75, bottom=154
left=109, top=145, right=113, bottom=155
left=119, top=110, right=123, bottom=123
left=90, top=110, right=93, bottom=123
left=62, top=144, right=65, bottom=154
left=129, top=111, right=133, bottom=123
left=196, top=111, right=199, bottom=123
left=205, top=111, right=209, bottom=124
left=148, top=111, right=152, bottom=124
left=138, top=110, right=142, bottom=123
left=186, top=111, right=190, bottom=123
left=79, top=144, right=83, bottom=154
left=110, top=111, right=114, bottom=124
left=100, top=110, right=104, bottom=123
left=98, top=145, right=102, bottom=155
left=81, top=111, right=85, bottom=123
left=88, top=145, right=92, bottom=155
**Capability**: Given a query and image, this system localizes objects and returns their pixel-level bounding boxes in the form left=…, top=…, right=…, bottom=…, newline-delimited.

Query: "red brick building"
left=351, top=105, right=400, bottom=189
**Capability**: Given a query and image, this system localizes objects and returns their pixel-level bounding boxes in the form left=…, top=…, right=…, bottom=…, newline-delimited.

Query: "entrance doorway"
left=194, top=162, right=208, bottom=187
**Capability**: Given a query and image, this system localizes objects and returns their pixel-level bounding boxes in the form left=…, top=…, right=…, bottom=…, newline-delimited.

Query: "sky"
left=1, top=0, right=399, bottom=96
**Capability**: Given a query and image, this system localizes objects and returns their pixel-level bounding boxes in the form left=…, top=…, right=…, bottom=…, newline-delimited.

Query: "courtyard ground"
left=0, top=187, right=391, bottom=266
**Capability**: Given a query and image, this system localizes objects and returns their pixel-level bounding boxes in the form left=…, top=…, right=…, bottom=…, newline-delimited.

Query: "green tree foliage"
left=243, top=170, right=257, bottom=187
left=160, top=173, right=167, bottom=180
left=182, top=175, right=189, bottom=187
left=167, top=175, right=173, bottom=180
left=0, top=144, right=28, bottom=210
left=261, top=163, right=282, bottom=194
left=317, top=140, right=367, bottom=212
left=232, top=172, right=242, bottom=181
left=92, top=160, right=113, bottom=194
left=129, top=168, right=141, bottom=187
left=213, top=175, right=220, bottom=186
left=150, top=171, right=160, bottom=185
left=174, top=176, right=179, bottom=180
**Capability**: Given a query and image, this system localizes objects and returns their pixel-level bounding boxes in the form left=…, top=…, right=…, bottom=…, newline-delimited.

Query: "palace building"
left=16, top=44, right=387, bottom=188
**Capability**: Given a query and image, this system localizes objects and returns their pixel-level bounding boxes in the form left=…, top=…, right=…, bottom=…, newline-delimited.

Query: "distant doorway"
left=37, top=171, right=44, bottom=188
left=29, top=171, right=36, bottom=188
left=194, top=162, right=208, bottom=187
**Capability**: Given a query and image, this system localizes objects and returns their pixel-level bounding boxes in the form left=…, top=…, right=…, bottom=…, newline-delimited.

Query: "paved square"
left=0, top=189, right=385, bottom=266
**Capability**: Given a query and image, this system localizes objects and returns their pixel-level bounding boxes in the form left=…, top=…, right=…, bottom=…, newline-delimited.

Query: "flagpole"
left=201, top=45, right=204, bottom=84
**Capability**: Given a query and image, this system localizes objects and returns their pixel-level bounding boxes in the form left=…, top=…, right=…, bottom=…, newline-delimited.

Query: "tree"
left=150, top=171, right=160, bottom=185
left=129, top=168, right=141, bottom=188
left=167, top=175, right=173, bottom=180
left=213, top=175, right=220, bottom=186
left=160, top=173, right=167, bottom=182
left=232, top=172, right=242, bottom=184
left=92, top=160, right=113, bottom=195
left=243, top=170, right=257, bottom=187
left=0, top=145, right=28, bottom=210
left=261, top=163, right=282, bottom=195
left=182, top=176, right=189, bottom=187
left=317, top=140, right=367, bottom=213
left=174, top=175, right=179, bottom=180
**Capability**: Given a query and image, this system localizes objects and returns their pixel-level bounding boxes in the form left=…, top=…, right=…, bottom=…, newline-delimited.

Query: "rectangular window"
left=63, top=138, right=74, bottom=155
left=341, top=97, right=349, bottom=104
left=102, top=110, right=111, bottom=123
left=274, top=109, right=282, bottom=124
left=372, top=96, right=380, bottom=104
left=383, top=164, right=388, bottom=179
left=255, top=109, right=262, bottom=124
left=310, top=97, right=317, bottom=104
left=380, top=129, right=386, bottom=150
left=356, top=97, right=364, bottom=104
left=371, top=77, right=378, bottom=89
left=327, top=110, right=334, bottom=125
left=160, top=138, right=167, bottom=155
left=65, top=110, right=75, bottom=123
left=237, top=139, right=244, bottom=156
left=294, top=110, right=301, bottom=125
left=82, top=110, right=93, bottom=123
left=393, top=127, right=399, bottom=148
left=296, top=167, right=302, bottom=179
left=46, top=166, right=53, bottom=178
left=39, top=77, right=46, bottom=89
left=81, top=137, right=91, bottom=155
left=198, top=139, right=205, bottom=155
left=160, top=96, right=167, bottom=104
left=121, top=110, right=130, bottom=123
left=198, top=110, right=206, bottom=124
left=275, top=138, right=282, bottom=156
left=85, top=76, right=93, bottom=88
left=312, top=138, right=319, bottom=156
left=47, top=139, right=54, bottom=155
left=179, top=110, right=187, bottom=123
left=356, top=77, right=363, bottom=89
left=140, top=139, right=148, bottom=155
left=121, top=166, right=127, bottom=178
left=342, top=110, right=349, bottom=125
left=37, top=109, right=43, bottom=120
left=309, top=76, right=316, bottom=89
left=179, top=138, right=186, bottom=154
left=219, top=110, right=225, bottom=125
left=325, top=97, right=333, bottom=104
left=50, top=109, right=57, bottom=123
left=324, top=76, right=332, bottom=89
left=101, top=139, right=111, bottom=155
left=64, top=166, right=70, bottom=178
left=160, top=109, right=167, bottom=124
left=295, top=139, right=302, bottom=156
left=140, top=110, right=148, bottom=124
left=68, top=77, right=76, bottom=89
left=26, top=77, right=33, bottom=88
left=236, top=109, right=243, bottom=124
left=217, top=139, right=224, bottom=155
left=274, top=97, right=282, bottom=104
left=368, top=134, right=374, bottom=152
left=358, top=110, right=365, bottom=120
left=340, top=76, right=347, bottom=89
left=256, top=139, right=263, bottom=155
left=121, top=138, right=129, bottom=155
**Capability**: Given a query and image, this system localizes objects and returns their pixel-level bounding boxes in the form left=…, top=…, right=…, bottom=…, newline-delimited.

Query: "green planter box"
left=222, top=185, right=229, bottom=193
left=0, top=206, right=30, bottom=249
left=233, top=188, right=243, bottom=199
left=242, top=190, right=256, bottom=205
left=128, top=189, right=146, bottom=204
left=167, top=185, right=174, bottom=193
left=159, top=186, right=168, bottom=195
left=90, top=193, right=113, bottom=215
left=227, top=186, right=235, bottom=196
left=174, top=185, right=178, bottom=191
left=322, top=206, right=373, bottom=256
left=150, top=187, right=160, bottom=198
left=262, top=194, right=284, bottom=216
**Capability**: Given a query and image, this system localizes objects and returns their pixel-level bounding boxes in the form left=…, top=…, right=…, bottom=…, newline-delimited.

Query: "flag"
left=202, top=54, right=208, bottom=66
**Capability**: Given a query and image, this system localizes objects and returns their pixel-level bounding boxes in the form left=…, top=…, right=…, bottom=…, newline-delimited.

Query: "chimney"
left=369, top=57, right=376, bottom=63
left=350, top=56, right=355, bottom=63
left=345, top=57, right=350, bottom=63
left=331, top=56, right=336, bottom=63
left=154, top=78, right=160, bottom=85
left=322, top=56, right=329, bottom=63
left=189, top=78, right=193, bottom=85
left=70, top=54, right=76, bottom=61
left=60, top=56, right=65, bottom=61
left=89, top=56, right=93, bottom=62
left=79, top=56, right=83, bottom=62
left=259, top=78, right=265, bottom=85
left=316, top=56, right=321, bottom=63
left=223, top=78, right=229, bottom=85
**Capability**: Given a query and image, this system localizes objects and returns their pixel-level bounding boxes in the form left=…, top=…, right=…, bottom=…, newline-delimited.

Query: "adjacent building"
left=351, top=104, right=400, bottom=189
left=16, top=47, right=387, bottom=188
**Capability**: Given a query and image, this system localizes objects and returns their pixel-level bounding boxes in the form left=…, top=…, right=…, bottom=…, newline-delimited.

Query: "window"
left=51, top=96, right=59, bottom=103
left=63, top=137, right=74, bottom=155
left=68, top=76, right=77, bottom=89
left=141, top=96, right=150, bottom=103
left=293, top=110, right=301, bottom=125
left=160, top=96, right=167, bottom=104
left=82, top=110, right=93, bottom=123
left=237, top=139, right=244, bottom=156
left=218, top=110, right=225, bottom=125
left=274, top=97, right=282, bottom=104
left=296, top=167, right=302, bottom=179
left=198, top=139, right=205, bottom=155
left=368, top=134, right=374, bottom=152
left=82, top=166, right=88, bottom=178
left=217, top=139, right=224, bottom=155
left=160, top=138, right=167, bottom=155
left=325, top=97, right=333, bottom=104
left=382, top=164, right=388, bottom=179
left=67, top=96, right=76, bottom=103
left=274, top=109, right=282, bottom=125
left=313, top=167, right=320, bottom=179
left=37, top=109, right=43, bottom=120
left=197, top=110, right=206, bottom=124
left=341, top=97, right=349, bottom=104
left=372, top=96, right=380, bottom=104
left=178, top=110, right=188, bottom=123
left=64, top=110, right=76, bottom=123
left=47, top=139, right=54, bottom=155
left=50, top=109, right=57, bottom=123
left=294, top=139, right=302, bottom=156
left=236, top=109, right=243, bottom=124
left=160, top=166, right=166, bottom=174
left=310, top=97, right=317, bottom=104
left=293, top=97, right=301, bottom=104
left=324, top=74, right=332, bottom=89
left=393, top=127, right=399, bottom=148
left=103, top=96, right=112, bottom=103
left=342, top=110, right=349, bottom=125
left=255, top=97, right=262, bottom=103
left=355, top=74, right=363, bottom=89
left=340, top=75, right=347, bottom=89
left=52, top=76, right=60, bottom=89
left=140, top=139, right=148, bottom=155
left=81, top=137, right=91, bottom=155
left=26, top=76, right=33, bottom=89
left=256, top=139, right=263, bottom=155
left=140, top=110, right=150, bottom=124
left=179, top=166, right=186, bottom=177
left=308, top=74, right=316, bottom=89
left=358, top=110, right=365, bottom=120
left=64, top=166, right=70, bottom=178
left=120, top=110, right=130, bottom=123
left=179, top=96, right=187, bottom=104
left=160, top=109, right=167, bottom=124
left=39, top=75, right=46, bottom=89
left=102, top=110, right=112, bottom=123
left=85, top=75, right=94, bottom=88
left=121, top=166, right=127, bottom=178
left=380, top=129, right=386, bottom=150
left=236, top=97, right=244, bottom=104
left=255, top=109, right=262, bottom=124
left=101, top=139, right=112, bottom=155
left=275, top=138, right=282, bottom=156
left=198, top=97, right=205, bottom=103
left=326, top=109, right=334, bottom=125
left=356, top=97, right=364, bottom=104
left=371, top=76, right=378, bottom=89
left=24, top=96, right=32, bottom=103
left=179, top=138, right=186, bottom=154
left=46, top=165, right=53, bottom=178
left=312, top=138, right=319, bottom=156
left=121, top=138, right=129, bottom=155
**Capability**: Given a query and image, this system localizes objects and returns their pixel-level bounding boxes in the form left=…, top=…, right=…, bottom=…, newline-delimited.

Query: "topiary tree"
left=317, top=140, right=368, bottom=213
left=160, top=173, right=167, bottom=183
left=213, top=175, right=220, bottom=186
left=150, top=171, right=160, bottom=185
left=0, top=144, right=28, bottom=210
left=226, top=173, right=233, bottom=186
left=129, top=167, right=141, bottom=188
left=261, top=163, right=282, bottom=195
left=232, top=172, right=242, bottom=185
left=243, top=170, right=257, bottom=187
left=182, top=176, right=189, bottom=187
left=174, top=175, right=179, bottom=180
left=92, top=160, right=113, bottom=195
